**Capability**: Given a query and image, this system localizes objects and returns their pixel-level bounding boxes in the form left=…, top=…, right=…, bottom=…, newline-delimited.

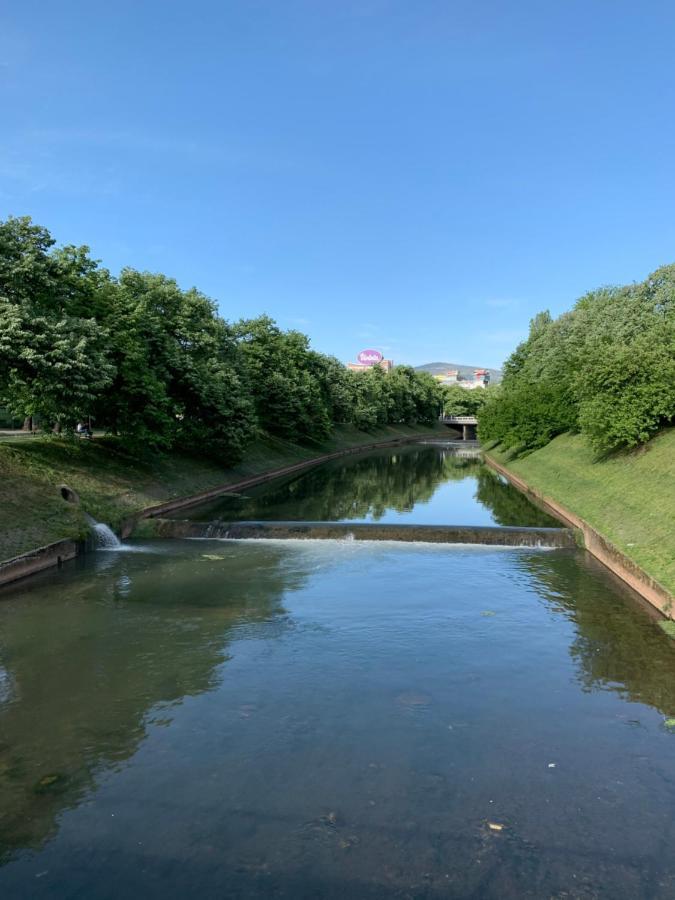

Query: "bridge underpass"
left=439, top=415, right=478, bottom=440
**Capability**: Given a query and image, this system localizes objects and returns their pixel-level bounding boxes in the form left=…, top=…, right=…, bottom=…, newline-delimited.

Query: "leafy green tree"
left=349, top=368, right=387, bottom=429
left=408, top=369, right=443, bottom=424
left=575, top=326, right=675, bottom=453
left=442, top=384, right=492, bottom=417
left=97, top=271, right=255, bottom=460
left=0, top=302, right=114, bottom=429
left=479, top=265, right=675, bottom=454
left=0, top=217, right=114, bottom=430
left=233, top=316, right=333, bottom=443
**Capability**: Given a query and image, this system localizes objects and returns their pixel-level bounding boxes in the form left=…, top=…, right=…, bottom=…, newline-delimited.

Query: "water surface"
left=1, top=444, right=674, bottom=898
left=1, top=537, right=675, bottom=898
left=179, top=444, right=559, bottom=527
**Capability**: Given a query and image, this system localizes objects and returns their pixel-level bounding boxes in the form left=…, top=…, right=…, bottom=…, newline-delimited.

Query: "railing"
left=439, top=415, right=478, bottom=424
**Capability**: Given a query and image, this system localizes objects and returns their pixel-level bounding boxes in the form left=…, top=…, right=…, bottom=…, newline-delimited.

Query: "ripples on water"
left=1, top=448, right=674, bottom=898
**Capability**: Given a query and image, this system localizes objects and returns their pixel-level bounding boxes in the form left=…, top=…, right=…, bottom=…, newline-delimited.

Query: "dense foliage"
left=479, top=270, right=675, bottom=455
left=442, top=383, right=494, bottom=417
left=0, top=217, right=443, bottom=460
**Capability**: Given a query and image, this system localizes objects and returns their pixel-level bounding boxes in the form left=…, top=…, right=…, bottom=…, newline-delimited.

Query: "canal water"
left=176, top=443, right=560, bottom=527
left=1, top=447, right=675, bottom=898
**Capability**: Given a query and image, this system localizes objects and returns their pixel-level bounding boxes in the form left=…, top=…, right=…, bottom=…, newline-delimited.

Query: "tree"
left=0, top=302, right=114, bottom=428
left=97, top=271, right=256, bottom=460
left=479, top=265, right=675, bottom=454
left=442, top=384, right=491, bottom=417
left=0, top=217, right=114, bottom=429
left=233, top=316, right=333, bottom=443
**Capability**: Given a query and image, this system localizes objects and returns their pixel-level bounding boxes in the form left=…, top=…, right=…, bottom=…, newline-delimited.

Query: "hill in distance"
left=414, top=361, right=503, bottom=383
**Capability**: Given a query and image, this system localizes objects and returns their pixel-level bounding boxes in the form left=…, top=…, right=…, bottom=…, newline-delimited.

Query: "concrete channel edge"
left=0, top=431, right=444, bottom=589
left=484, top=452, right=674, bottom=619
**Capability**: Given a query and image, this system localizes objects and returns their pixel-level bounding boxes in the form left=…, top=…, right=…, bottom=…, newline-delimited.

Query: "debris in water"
left=480, top=610, right=496, bottom=617
left=319, top=811, right=340, bottom=827
left=34, top=773, right=67, bottom=794
left=548, top=763, right=556, bottom=768
left=202, top=554, right=226, bottom=560
left=487, top=822, right=504, bottom=832
left=339, top=835, right=360, bottom=849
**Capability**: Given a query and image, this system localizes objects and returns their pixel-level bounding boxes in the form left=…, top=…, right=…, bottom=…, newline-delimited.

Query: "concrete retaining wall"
left=0, top=539, right=81, bottom=588
left=485, top=453, right=674, bottom=618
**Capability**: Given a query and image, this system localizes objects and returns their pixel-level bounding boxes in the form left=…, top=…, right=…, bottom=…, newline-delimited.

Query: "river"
left=1, top=444, right=675, bottom=898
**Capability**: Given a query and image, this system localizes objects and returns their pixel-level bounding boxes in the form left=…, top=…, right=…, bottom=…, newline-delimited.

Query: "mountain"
left=414, top=361, right=503, bottom=383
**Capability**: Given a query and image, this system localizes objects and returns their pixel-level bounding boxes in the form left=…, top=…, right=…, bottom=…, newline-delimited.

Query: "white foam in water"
left=84, top=512, right=124, bottom=550
left=81, top=513, right=120, bottom=552
left=91, top=521, right=123, bottom=550
left=207, top=537, right=555, bottom=552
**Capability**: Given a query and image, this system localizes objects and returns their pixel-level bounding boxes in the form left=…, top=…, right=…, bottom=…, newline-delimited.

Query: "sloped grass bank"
left=486, top=429, right=675, bottom=597
left=0, top=424, right=442, bottom=563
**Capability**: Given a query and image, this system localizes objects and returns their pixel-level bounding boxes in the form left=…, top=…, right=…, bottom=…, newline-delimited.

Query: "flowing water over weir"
left=2, top=443, right=675, bottom=899
left=84, top=513, right=123, bottom=550
left=156, top=518, right=576, bottom=548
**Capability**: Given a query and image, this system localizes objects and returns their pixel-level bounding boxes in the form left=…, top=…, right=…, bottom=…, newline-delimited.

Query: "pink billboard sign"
left=357, top=349, right=383, bottom=366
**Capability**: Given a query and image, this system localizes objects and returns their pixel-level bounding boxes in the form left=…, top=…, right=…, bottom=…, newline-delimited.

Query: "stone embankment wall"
left=485, top=454, right=674, bottom=619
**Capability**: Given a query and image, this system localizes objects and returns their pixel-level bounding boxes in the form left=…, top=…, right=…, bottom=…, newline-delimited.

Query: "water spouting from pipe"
left=84, top=514, right=123, bottom=550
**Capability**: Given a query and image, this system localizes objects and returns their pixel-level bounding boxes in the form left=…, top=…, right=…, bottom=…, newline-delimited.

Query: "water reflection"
left=1, top=488, right=675, bottom=895
left=515, top=550, right=675, bottom=715
left=181, top=445, right=559, bottom=528
left=0, top=543, right=298, bottom=864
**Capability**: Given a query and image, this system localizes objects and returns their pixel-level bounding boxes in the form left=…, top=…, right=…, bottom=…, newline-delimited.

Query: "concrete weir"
left=153, top=519, right=576, bottom=549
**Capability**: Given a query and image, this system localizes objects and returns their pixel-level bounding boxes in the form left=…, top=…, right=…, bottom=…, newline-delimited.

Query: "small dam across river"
left=153, top=518, right=576, bottom=549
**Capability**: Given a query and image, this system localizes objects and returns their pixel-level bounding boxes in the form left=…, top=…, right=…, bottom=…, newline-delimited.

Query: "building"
left=433, top=370, right=459, bottom=384
left=434, top=368, right=491, bottom=389
left=347, top=349, right=393, bottom=373
left=347, top=358, right=393, bottom=373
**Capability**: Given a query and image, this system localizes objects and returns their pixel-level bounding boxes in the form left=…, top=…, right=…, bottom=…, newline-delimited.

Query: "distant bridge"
left=439, top=415, right=478, bottom=440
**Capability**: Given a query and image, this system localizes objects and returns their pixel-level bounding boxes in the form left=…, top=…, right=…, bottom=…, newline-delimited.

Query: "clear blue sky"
left=2, top=1, right=675, bottom=368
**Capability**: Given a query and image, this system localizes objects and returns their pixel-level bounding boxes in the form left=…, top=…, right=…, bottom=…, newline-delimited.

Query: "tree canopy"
left=0, top=217, right=444, bottom=459
left=479, top=267, right=675, bottom=455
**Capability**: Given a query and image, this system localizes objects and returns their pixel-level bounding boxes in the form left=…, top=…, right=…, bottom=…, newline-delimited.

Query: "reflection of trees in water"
left=192, top=447, right=558, bottom=527
left=199, top=447, right=546, bottom=525
left=515, top=550, right=675, bottom=717
left=197, top=447, right=474, bottom=522
left=0, top=543, right=302, bottom=864
left=474, top=468, right=560, bottom=528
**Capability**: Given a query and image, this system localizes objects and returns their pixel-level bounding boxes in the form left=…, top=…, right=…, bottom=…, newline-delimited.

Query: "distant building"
left=433, top=370, right=459, bottom=384
left=434, top=368, right=491, bottom=390
left=347, top=359, right=393, bottom=373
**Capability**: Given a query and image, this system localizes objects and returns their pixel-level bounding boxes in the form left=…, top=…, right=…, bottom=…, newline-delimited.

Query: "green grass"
left=659, top=621, right=675, bottom=639
left=0, top=423, right=441, bottom=562
left=487, top=428, right=675, bottom=595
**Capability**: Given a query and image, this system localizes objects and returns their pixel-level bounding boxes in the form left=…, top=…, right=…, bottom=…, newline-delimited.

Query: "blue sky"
left=2, top=1, right=675, bottom=368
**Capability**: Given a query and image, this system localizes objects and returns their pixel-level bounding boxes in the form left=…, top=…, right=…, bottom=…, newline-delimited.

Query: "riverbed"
left=1, top=445, right=674, bottom=898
